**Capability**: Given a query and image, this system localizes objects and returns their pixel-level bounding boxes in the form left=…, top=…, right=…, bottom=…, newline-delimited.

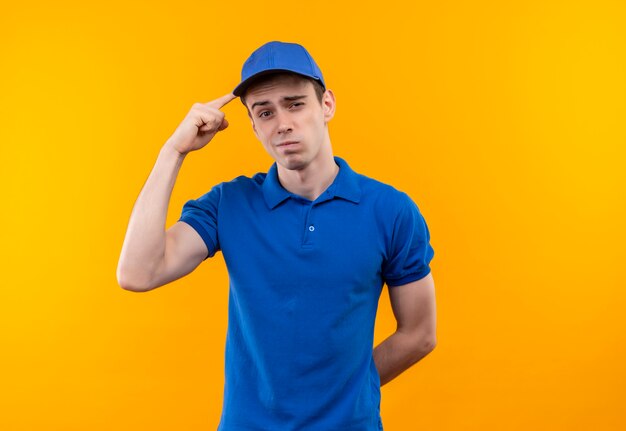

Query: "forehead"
left=244, top=75, right=313, bottom=105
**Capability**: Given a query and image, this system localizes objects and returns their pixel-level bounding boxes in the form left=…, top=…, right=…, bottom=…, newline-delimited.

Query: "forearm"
left=373, top=330, right=435, bottom=386
left=116, top=141, right=186, bottom=290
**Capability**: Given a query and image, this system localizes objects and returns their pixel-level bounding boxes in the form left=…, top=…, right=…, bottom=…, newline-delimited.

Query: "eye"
left=291, top=102, right=304, bottom=108
left=258, top=110, right=271, bottom=118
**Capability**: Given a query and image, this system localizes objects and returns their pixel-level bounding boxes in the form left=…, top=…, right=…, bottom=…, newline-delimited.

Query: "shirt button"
left=308, top=225, right=315, bottom=232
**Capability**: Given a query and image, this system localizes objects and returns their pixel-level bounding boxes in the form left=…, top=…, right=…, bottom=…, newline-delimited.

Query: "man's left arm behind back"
left=373, top=272, right=437, bottom=386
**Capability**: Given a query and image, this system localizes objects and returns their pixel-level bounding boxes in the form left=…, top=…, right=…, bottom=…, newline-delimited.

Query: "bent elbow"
left=414, top=335, right=437, bottom=359
left=424, top=337, right=437, bottom=353
left=117, top=276, right=148, bottom=292
left=118, top=280, right=150, bottom=292
left=116, top=267, right=152, bottom=292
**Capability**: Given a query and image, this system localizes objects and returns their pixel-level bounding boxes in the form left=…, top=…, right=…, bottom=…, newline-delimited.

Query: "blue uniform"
left=178, top=156, right=434, bottom=431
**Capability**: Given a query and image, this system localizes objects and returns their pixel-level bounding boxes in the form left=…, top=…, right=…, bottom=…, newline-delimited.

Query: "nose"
left=276, top=110, right=293, bottom=134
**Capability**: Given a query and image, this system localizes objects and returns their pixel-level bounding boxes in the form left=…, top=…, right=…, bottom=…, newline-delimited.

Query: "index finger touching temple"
left=208, top=92, right=237, bottom=109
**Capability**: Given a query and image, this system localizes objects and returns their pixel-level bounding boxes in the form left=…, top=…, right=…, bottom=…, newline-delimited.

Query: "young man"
left=117, top=41, right=437, bottom=431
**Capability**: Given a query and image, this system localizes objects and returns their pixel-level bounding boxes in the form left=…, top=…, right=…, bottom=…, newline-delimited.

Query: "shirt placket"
left=301, top=201, right=316, bottom=248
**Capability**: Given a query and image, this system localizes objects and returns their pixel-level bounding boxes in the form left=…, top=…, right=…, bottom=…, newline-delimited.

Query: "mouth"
left=276, top=140, right=300, bottom=148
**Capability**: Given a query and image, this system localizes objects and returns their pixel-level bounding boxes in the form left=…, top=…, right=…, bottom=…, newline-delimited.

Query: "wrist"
left=162, top=140, right=188, bottom=160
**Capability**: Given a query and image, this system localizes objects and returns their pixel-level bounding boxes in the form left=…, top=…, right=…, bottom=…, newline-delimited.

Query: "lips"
left=277, top=140, right=300, bottom=148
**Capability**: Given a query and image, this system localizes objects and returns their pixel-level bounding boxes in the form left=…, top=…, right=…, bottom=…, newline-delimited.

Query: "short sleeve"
left=382, top=193, right=435, bottom=287
left=177, top=185, right=222, bottom=260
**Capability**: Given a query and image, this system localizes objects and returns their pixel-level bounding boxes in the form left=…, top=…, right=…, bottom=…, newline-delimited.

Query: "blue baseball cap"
left=233, top=41, right=326, bottom=97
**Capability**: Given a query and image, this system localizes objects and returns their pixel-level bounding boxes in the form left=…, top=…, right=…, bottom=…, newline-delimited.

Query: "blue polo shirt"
left=178, top=156, right=434, bottom=431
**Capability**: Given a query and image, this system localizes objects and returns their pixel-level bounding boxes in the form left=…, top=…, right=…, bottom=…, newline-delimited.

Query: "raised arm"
left=116, top=93, right=236, bottom=292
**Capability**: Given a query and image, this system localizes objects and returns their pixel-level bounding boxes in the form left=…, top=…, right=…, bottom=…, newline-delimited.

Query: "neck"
left=276, top=150, right=339, bottom=201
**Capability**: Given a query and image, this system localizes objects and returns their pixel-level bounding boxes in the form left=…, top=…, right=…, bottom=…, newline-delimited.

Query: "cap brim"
left=233, top=68, right=324, bottom=97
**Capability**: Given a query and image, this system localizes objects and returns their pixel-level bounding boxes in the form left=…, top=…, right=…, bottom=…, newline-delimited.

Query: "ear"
left=250, top=117, right=258, bottom=137
left=246, top=108, right=259, bottom=137
left=322, top=89, right=336, bottom=123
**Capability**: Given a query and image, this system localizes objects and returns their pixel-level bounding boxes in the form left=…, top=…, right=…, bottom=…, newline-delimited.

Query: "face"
left=244, top=75, right=335, bottom=171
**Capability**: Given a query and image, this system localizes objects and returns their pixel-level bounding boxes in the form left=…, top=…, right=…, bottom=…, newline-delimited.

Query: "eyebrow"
left=250, top=95, right=308, bottom=111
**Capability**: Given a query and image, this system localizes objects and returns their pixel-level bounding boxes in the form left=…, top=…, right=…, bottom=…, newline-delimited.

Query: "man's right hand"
left=166, top=92, right=237, bottom=156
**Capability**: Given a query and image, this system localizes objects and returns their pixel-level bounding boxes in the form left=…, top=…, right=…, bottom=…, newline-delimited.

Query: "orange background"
left=1, top=1, right=625, bottom=430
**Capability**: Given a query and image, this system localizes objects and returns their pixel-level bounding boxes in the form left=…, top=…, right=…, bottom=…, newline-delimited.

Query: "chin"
left=279, top=155, right=309, bottom=171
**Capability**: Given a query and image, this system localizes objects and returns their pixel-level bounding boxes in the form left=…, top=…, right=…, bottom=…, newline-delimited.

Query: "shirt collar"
left=262, top=156, right=361, bottom=209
